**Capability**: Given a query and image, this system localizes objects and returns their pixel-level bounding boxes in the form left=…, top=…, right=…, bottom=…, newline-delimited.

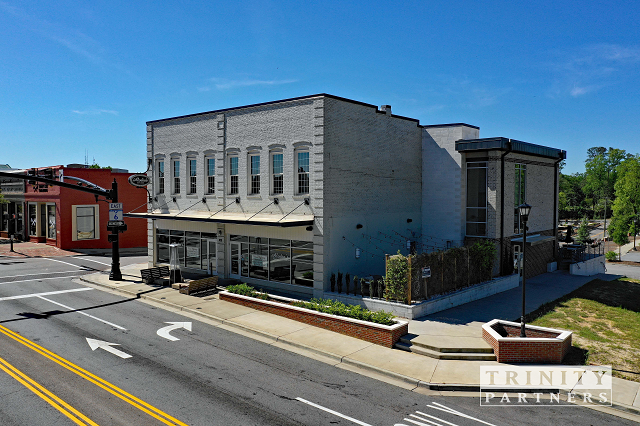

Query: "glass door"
left=206, top=240, right=217, bottom=274
left=230, top=241, right=240, bottom=275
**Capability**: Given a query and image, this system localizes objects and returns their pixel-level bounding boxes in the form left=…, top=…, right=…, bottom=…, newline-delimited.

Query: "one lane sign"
left=109, top=203, right=123, bottom=221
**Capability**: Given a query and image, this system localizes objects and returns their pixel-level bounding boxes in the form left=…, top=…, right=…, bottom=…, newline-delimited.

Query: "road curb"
left=78, top=273, right=640, bottom=416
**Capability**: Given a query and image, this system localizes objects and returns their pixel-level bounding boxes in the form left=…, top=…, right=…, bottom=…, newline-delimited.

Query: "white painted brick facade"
left=144, top=94, right=563, bottom=296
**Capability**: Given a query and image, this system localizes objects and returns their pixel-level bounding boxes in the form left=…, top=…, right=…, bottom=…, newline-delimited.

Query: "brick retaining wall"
left=220, top=291, right=408, bottom=347
left=482, top=319, right=571, bottom=364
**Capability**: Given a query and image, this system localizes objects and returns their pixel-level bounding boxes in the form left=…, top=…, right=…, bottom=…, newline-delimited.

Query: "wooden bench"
left=140, top=266, right=170, bottom=284
left=178, top=276, right=219, bottom=295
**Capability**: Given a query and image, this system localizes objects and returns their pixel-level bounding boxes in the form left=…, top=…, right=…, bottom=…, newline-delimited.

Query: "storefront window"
left=28, top=204, right=37, bottom=236
left=1, top=204, right=7, bottom=231
left=156, top=229, right=170, bottom=264
left=76, top=206, right=96, bottom=240
left=249, top=237, right=268, bottom=280
left=16, top=204, right=23, bottom=235
left=185, top=231, right=201, bottom=269
left=47, top=204, right=56, bottom=239
left=229, top=235, right=312, bottom=287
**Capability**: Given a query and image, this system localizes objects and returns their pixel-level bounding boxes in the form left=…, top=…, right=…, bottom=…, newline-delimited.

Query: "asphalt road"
left=0, top=255, right=636, bottom=425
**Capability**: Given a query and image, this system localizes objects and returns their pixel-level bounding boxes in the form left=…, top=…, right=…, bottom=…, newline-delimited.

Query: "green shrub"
left=291, top=298, right=395, bottom=326
left=384, top=251, right=408, bottom=301
left=605, top=251, right=618, bottom=261
left=226, top=283, right=257, bottom=297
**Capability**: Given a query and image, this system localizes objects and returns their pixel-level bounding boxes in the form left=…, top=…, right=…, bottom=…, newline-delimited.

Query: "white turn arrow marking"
left=86, top=338, right=132, bottom=359
left=156, top=322, right=192, bottom=341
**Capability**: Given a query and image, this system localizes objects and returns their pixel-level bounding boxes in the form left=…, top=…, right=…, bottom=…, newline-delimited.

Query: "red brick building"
left=1, top=165, right=147, bottom=250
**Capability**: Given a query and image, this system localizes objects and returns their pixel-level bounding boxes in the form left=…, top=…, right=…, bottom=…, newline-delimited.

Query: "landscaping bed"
left=526, top=277, right=640, bottom=382
left=220, top=284, right=408, bottom=347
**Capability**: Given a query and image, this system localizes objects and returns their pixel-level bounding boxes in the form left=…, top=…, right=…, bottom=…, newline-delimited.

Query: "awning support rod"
left=247, top=200, right=277, bottom=221
left=208, top=199, right=237, bottom=219
left=174, top=198, right=204, bottom=217
left=278, top=198, right=309, bottom=223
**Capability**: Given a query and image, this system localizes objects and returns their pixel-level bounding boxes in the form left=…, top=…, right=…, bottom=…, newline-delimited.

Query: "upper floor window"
left=172, top=160, right=180, bottom=194
left=229, top=156, right=239, bottom=195
left=271, top=152, right=283, bottom=195
left=249, top=154, right=260, bottom=195
left=466, top=161, right=487, bottom=236
left=296, top=151, right=309, bottom=195
left=514, top=163, right=527, bottom=234
left=157, top=161, right=165, bottom=194
left=206, top=158, right=215, bottom=194
left=188, top=159, right=197, bottom=194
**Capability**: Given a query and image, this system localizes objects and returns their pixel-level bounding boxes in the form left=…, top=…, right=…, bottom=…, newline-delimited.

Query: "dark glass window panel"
left=466, top=223, right=487, bottom=237
left=269, top=246, right=291, bottom=284
left=241, top=243, right=249, bottom=276
left=466, top=167, right=487, bottom=208
left=291, top=240, right=313, bottom=249
left=185, top=238, right=201, bottom=269
left=249, top=243, right=269, bottom=280
left=466, top=208, right=487, bottom=222
left=292, top=247, right=313, bottom=287
left=269, top=238, right=290, bottom=247
left=157, top=244, right=170, bottom=264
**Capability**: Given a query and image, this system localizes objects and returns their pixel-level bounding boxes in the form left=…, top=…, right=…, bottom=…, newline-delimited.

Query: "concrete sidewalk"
left=79, top=263, right=640, bottom=417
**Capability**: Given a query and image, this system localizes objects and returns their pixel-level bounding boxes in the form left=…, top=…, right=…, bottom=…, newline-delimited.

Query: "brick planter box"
left=219, top=291, right=408, bottom=348
left=482, top=319, right=572, bottom=364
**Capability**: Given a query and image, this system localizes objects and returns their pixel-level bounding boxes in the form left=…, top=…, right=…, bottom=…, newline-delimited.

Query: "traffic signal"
left=42, top=168, right=54, bottom=180
left=27, top=169, right=37, bottom=185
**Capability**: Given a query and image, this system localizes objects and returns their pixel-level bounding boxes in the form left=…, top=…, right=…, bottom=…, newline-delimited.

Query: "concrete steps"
left=394, top=334, right=497, bottom=361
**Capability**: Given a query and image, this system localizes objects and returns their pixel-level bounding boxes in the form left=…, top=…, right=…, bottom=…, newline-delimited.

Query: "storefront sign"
left=128, top=174, right=151, bottom=187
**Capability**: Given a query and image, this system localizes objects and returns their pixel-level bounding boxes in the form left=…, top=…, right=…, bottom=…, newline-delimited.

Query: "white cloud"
left=548, top=43, right=640, bottom=97
left=72, top=109, right=118, bottom=116
left=1, top=2, right=129, bottom=74
left=203, top=77, right=298, bottom=91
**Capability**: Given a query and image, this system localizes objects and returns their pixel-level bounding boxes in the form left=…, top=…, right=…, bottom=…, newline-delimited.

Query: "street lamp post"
left=518, top=203, right=532, bottom=338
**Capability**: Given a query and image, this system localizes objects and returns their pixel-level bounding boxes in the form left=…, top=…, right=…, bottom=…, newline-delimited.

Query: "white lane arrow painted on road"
left=86, top=338, right=132, bottom=359
left=156, top=322, right=192, bottom=341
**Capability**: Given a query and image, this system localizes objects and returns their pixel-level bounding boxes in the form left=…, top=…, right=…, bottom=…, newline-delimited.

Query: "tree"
left=610, top=156, right=640, bottom=251
left=559, top=172, right=587, bottom=220
left=583, top=147, right=630, bottom=242
left=576, top=217, right=591, bottom=244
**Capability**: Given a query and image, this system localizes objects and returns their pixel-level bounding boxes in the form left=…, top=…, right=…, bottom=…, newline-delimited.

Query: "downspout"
left=553, top=155, right=563, bottom=259
left=500, top=140, right=512, bottom=275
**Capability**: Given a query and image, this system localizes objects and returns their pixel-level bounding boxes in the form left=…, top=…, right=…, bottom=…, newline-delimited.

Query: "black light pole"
left=519, top=203, right=532, bottom=338
left=109, top=178, right=122, bottom=281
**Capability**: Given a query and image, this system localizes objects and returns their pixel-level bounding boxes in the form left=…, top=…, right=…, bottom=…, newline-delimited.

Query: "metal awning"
left=510, top=234, right=556, bottom=246
left=123, top=210, right=314, bottom=228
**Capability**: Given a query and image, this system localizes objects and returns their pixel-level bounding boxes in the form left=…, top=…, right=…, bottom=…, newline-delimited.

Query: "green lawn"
left=526, top=277, right=640, bottom=383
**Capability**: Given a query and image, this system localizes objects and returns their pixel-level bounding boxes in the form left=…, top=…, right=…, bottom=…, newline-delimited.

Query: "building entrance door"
left=206, top=239, right=217, bottom=274
left=513, top=245, right=523, bottom=281
left=229, top=241, right=249, bottom=277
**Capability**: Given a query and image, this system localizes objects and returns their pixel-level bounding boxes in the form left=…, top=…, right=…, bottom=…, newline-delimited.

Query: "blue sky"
left=1, top=1, right=638, bottom=175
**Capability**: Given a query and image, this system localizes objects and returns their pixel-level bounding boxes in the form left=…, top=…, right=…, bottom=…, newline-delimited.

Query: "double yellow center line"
left=0, top=324, right=188, bottom=426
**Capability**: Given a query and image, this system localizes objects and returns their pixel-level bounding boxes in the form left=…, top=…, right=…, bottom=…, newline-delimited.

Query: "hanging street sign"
left=128, top=174, right=151, bottom=187
left=109, top=203, right=123, bottom=221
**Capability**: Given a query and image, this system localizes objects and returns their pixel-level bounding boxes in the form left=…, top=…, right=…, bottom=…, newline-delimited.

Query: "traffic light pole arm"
left=0, top=171, right=114, bottom=200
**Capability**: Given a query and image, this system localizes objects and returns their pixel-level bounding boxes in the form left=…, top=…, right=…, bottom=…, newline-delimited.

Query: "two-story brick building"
left=128, top=94, right=565, bottom=297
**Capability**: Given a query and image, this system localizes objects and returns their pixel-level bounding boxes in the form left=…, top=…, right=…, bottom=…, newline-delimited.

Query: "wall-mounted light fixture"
left=172, top=197, right=177, bottom=203
left=356, top=224, right=363, bottom=229
left=202, top=197, right=207, bottom=204
left=355, top=248, right=361, bottom=259
left=407, top=218, right=412, bottom=223
left=235, top=197, right=240, bottom=204
left=273, top=198, right=279, bottom=205
left=304, top=198, right=310, bottom=205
